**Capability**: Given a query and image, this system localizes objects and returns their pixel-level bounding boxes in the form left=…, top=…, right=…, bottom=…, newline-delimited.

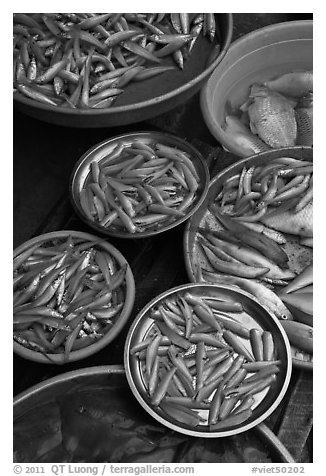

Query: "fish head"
left=249, top=84, right=294, bottom=106
left=274, top=307, right=293, bottom=321
left=224, top=114, right=250, bottom=134
left=223, top=116, right=259, bottom=155
left=240, top=83, right=269, bottom=110
left=224, top=115, right=270, bottom=155
left=240, top=96, right=253, bottom=112
left=297, top=92, right=313, bottom=109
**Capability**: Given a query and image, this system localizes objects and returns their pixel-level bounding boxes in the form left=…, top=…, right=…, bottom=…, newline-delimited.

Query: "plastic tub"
left=201, top=20, right=313, bottom=157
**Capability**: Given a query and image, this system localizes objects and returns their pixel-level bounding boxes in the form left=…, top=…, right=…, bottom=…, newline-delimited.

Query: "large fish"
left=264, top=71, right=313, bottom=97
left=241, top=84, right=297, bottom=148
left=295, top=95, right=313, bottom=146
left=201, top=271, right=293, bottom=321
left=223, top=115, right=270, bottom=155
left=262, top=202, right=313, bottom=237
left=202, top=232, right=295, bottom=281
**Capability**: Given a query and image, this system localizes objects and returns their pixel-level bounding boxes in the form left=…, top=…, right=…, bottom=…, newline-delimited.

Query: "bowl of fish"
left=13, top=13, right=233, bottom=128
left=70, top=131, right=210, bottom=238
left=124, top=283, right=292, bottom=438
left=200, top=20, right=313, bottom=157
left=13, top=231, right=135, bottom=364
left=184, top=146, right=313, bottom=370
left=14, top=365, right=296, bottom=462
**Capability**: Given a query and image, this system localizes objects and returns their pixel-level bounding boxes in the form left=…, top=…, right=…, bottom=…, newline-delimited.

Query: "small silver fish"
left=242, top=84, right=297, bottom=148
left=237, top=221, right=287, bottom=244
left=295, top=95, right=313, bottom=146
left=170, top=13, right=182, bottom=33
left=201, top=271, right=292, bottom=321
left=264, top=71, right=313, bottom=97
left=223, top=115, right=270, bottom=156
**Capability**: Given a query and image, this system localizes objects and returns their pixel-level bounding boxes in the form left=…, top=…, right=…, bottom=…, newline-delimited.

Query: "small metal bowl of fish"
left=13, top=13, right=233, bottom=128
left=201, top=20, right=313, bottom=157
left=124, top=283, right=292, bottom=438
left=13, top=230, right=135, bottom=364
left=70, top=131, right=210, bottom=238
left=184, top=146, right=313, bottom=370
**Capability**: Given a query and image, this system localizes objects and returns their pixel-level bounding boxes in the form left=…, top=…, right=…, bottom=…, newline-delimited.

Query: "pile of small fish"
left=78, top=139, right=201, bottom=234
left=192, top=156, right=313, bottom=324
left=130, top=289, right=281, bottom=431
left=224, top=71, right=313, bottom=155
left=215, top=156, right=313, bottom=241
left=13, top=235, right=129, bottom=362
left=13, top=13, right=219, bottom=109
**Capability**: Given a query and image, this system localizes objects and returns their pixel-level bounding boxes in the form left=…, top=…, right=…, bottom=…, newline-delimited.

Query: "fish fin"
left=297, top=93, right=313, bottom=108
left=240, top=97, right=252, bottom=112
left=249, top=83, right=267, bottom=97
left=249, top=121, right=258, bottom=135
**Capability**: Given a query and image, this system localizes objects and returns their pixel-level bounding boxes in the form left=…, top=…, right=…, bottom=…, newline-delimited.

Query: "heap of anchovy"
left=78, top=139, right=201, bottom=235
left=13, top=13, right=218, bottom=109
left=130, top=289, right=280, bottom=430
left=13, top=235, right=129, bottom=363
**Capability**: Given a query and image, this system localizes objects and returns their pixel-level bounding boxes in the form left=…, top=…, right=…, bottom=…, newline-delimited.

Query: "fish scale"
left=262, top=202, right=313, bottom=237
left=244, top=85, right=297, bottom=148
left=295, top=106, right=313, bottom=147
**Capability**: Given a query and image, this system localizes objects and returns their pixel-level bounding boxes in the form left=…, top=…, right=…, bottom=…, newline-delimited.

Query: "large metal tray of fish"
left=184, top=147, right=313, bottom=370
left=14, top=365, right=295, bottom=462
left=124, top=283, right=292, bottom=438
